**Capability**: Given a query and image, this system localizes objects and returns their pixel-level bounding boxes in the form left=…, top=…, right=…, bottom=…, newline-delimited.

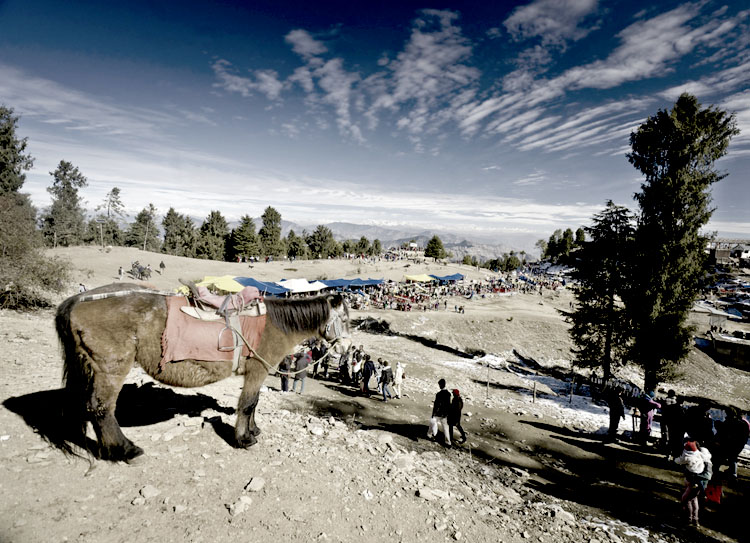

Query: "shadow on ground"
left=300, top=378, right=743, bottom=543
left=3, top=382, right=235, bottom=455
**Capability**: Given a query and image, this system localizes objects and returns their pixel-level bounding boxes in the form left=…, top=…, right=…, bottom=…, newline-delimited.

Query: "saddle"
left=179, top=278, right=266, bottom=321
left=159, top=280, right=268, bottom=372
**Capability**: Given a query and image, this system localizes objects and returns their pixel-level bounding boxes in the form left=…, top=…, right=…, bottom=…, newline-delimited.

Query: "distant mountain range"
left=277, top=220, right=540, bottom=262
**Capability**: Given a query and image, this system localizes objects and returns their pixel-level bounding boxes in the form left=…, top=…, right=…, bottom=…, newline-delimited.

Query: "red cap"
left=452, top=389, right=460, bottom=396
left=684, top=440, right=697, bottom=452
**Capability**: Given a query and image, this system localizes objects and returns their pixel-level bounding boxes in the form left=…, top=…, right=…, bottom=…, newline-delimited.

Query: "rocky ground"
left=1, top=247, right=748, bottom=543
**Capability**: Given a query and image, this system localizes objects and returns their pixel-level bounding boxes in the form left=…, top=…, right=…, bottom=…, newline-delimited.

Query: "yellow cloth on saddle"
left=160, top=296, right=266, bottom=367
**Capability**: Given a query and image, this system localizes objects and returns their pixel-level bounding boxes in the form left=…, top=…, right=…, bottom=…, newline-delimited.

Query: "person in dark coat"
left=660, top=390, right=685, bottom=458
left=606, top=388, right=625, bottom=442
left=686, top=405, right=716, bottom=453
left=278, top=355, right=292, bottom=392
left=362, top=355, right=376, bottom=396
left=427, top=378, right=452, bottom=446
left=449, top=389, right=467, bottom=444
left=715, top=407, right=750, bottom=479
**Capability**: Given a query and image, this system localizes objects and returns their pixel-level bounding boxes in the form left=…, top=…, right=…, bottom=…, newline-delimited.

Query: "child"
left=674, top=440, right=712, bottom=526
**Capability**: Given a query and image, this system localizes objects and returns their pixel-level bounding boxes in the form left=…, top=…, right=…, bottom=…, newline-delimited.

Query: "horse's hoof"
left=125, top=454, right=146, bottom=466
left=251, top=426, right=262, bottom=437
left=236, top=435, right=257, bottom=449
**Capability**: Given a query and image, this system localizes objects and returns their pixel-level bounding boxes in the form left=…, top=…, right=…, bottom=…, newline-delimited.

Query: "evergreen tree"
left=229, top=215, right=261, bottom=261
left=286, top=229, right=307, bottom=259
left=342, top=239, right=356, bottom=254
left=424, top=235, right=446, bottom=260
left=355, top=236, right=370, bottom=256
left=0, top=105, right=34, bottom=195
left=370, top=239, right=382, bottom=256
left=306, top=225, right=337, bottom=259
left=575, top=227, right=586, bottom=247
left=87, top=187, right=126, bottom=246
left=40, top=161, right=88, bottom=247
left=568, top=201, right=634, bottom=380
left=0, top=108, right=70, bottom=307
left=180, top=216, right=199, bottom=258
left=162, top=207, right=185, bottom=256
left=125, top=203, right=160, bottom=252
left=625, top=93, right=738, bottom=391
left=196, top=210, right=229, bottom=260
left=259, top=206, right=282, bottom=257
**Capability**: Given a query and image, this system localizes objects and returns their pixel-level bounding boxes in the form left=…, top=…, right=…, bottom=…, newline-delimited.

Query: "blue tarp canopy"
left=430, top=273, right=464, bottom=282
left=234, top=277, right=290, bottom=295
left=320, top=279, right=354, bottom=288
left=320, top=278, right=384, bottom=289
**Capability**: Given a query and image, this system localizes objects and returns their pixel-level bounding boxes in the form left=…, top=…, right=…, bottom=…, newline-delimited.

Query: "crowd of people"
left=604, top=384, right=749, bottom=527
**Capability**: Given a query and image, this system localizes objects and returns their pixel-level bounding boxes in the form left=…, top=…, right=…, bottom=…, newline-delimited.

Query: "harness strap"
left=79, top=289, right=181, bottom=302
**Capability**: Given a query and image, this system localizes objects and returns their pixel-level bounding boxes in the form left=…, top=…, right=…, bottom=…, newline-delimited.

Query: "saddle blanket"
left=161, top=296, right=266, bottom=367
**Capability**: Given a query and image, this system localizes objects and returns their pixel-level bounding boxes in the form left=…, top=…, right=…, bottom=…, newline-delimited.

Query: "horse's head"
left=322, top=293, right=350, bottom=344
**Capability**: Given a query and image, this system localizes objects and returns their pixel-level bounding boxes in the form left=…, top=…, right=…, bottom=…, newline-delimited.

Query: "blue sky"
left=1, top=0, right=748, bottom=249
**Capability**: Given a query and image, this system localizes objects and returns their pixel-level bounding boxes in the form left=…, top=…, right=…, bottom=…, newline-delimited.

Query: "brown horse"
left=55, top=283, right=349, bottom=461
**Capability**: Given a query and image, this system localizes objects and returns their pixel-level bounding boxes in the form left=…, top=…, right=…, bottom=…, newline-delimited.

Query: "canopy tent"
left=430, top=273, right=465, bottom=282
left=320, top=279, right=353, bottom=289
left=276, top=278, right=327, bottom=293
left=349, top=278, right=384, bottom=287
left=234, top=276, right=290, bottom=296
left=404, top=274, right=436, bottom=283
left=195, top=275, right=245, bottom=293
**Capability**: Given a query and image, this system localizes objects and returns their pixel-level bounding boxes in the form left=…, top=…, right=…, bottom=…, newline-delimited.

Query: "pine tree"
left=40, top=161, right=88, bottom=247
left=286, top=229, right=307, bottom=259
left=125, top=204, right=161, bottom=252
left=230, top=215, right=261, bottom=260
left=259, top=206, right=282, bottom=257
left=424, top=235, right=446, bottom=260
left=370, top=239, right=382, bottom=256
left=626, top=93, right=738, bottom=391
left=568, top=201, right=634, bottom=379
left=0, top=105, right=34, bottom=195
left=196, top=210, right=229, bottom=261
left=0, top=107, right=70, bottom=308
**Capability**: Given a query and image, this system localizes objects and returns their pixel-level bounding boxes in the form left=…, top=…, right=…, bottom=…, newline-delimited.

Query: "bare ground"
left=1, top=247, right=748, bottom=543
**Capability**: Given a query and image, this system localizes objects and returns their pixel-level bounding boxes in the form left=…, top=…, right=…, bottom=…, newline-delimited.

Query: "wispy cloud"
left=503, top=0, right=600, bottom=46
left=211, top=59, right=283, bottom=100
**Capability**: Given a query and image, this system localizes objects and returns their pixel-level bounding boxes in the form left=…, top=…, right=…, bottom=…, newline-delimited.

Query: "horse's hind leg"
left=86, top=353, right=143, bottom=461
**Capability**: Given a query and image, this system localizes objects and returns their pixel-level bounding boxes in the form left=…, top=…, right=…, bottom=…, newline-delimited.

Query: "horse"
left=55, top=283, right=349, bottom=462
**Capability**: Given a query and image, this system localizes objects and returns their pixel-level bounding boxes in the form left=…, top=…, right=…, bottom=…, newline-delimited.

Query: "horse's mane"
left=264, top=294, right=334, bottom=335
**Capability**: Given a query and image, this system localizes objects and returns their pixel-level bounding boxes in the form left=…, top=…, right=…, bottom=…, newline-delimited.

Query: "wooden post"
left=486, top=363, right=490, bottom=400
left=569, top=375, right=575, bottom=404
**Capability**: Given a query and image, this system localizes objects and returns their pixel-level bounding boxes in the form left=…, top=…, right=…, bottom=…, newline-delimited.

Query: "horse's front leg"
left=235, top=361, right=267, bottom=448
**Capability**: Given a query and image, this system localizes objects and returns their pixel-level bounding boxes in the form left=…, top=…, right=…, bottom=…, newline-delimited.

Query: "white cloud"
left=211, top=59, right=283, bottom=100
left=503, top=0, right=599, bottom=45
left=284, top=29, right=328, bottom=59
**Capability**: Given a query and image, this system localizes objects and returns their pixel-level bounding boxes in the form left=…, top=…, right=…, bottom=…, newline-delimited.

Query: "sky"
left=1, top=0, right=749, bottom=250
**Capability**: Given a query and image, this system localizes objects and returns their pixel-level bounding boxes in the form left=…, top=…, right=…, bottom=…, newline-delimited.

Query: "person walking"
left=674, top=440, right=712, bottom=527
left=362, top=355, right=376, bottom=396
left=449, top=389, right=467, bottom=444
left=292, top=351, right=311, bottom=394
left=638, top=391, right=661, bottom=443
left=118, top=266, right=123, bottom=280
left=427, top=378, right=452, bottom=447
left=393, top=361, right=406, bottom=399
left=278, top=355, right=292, bottom=392
left=606, top=388, right=626, bottom=442
left=380, top=360, right=394, bottom=402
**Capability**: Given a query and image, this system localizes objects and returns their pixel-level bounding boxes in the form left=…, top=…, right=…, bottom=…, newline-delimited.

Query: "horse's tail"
left=56, top=293, right=94, bottom=455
